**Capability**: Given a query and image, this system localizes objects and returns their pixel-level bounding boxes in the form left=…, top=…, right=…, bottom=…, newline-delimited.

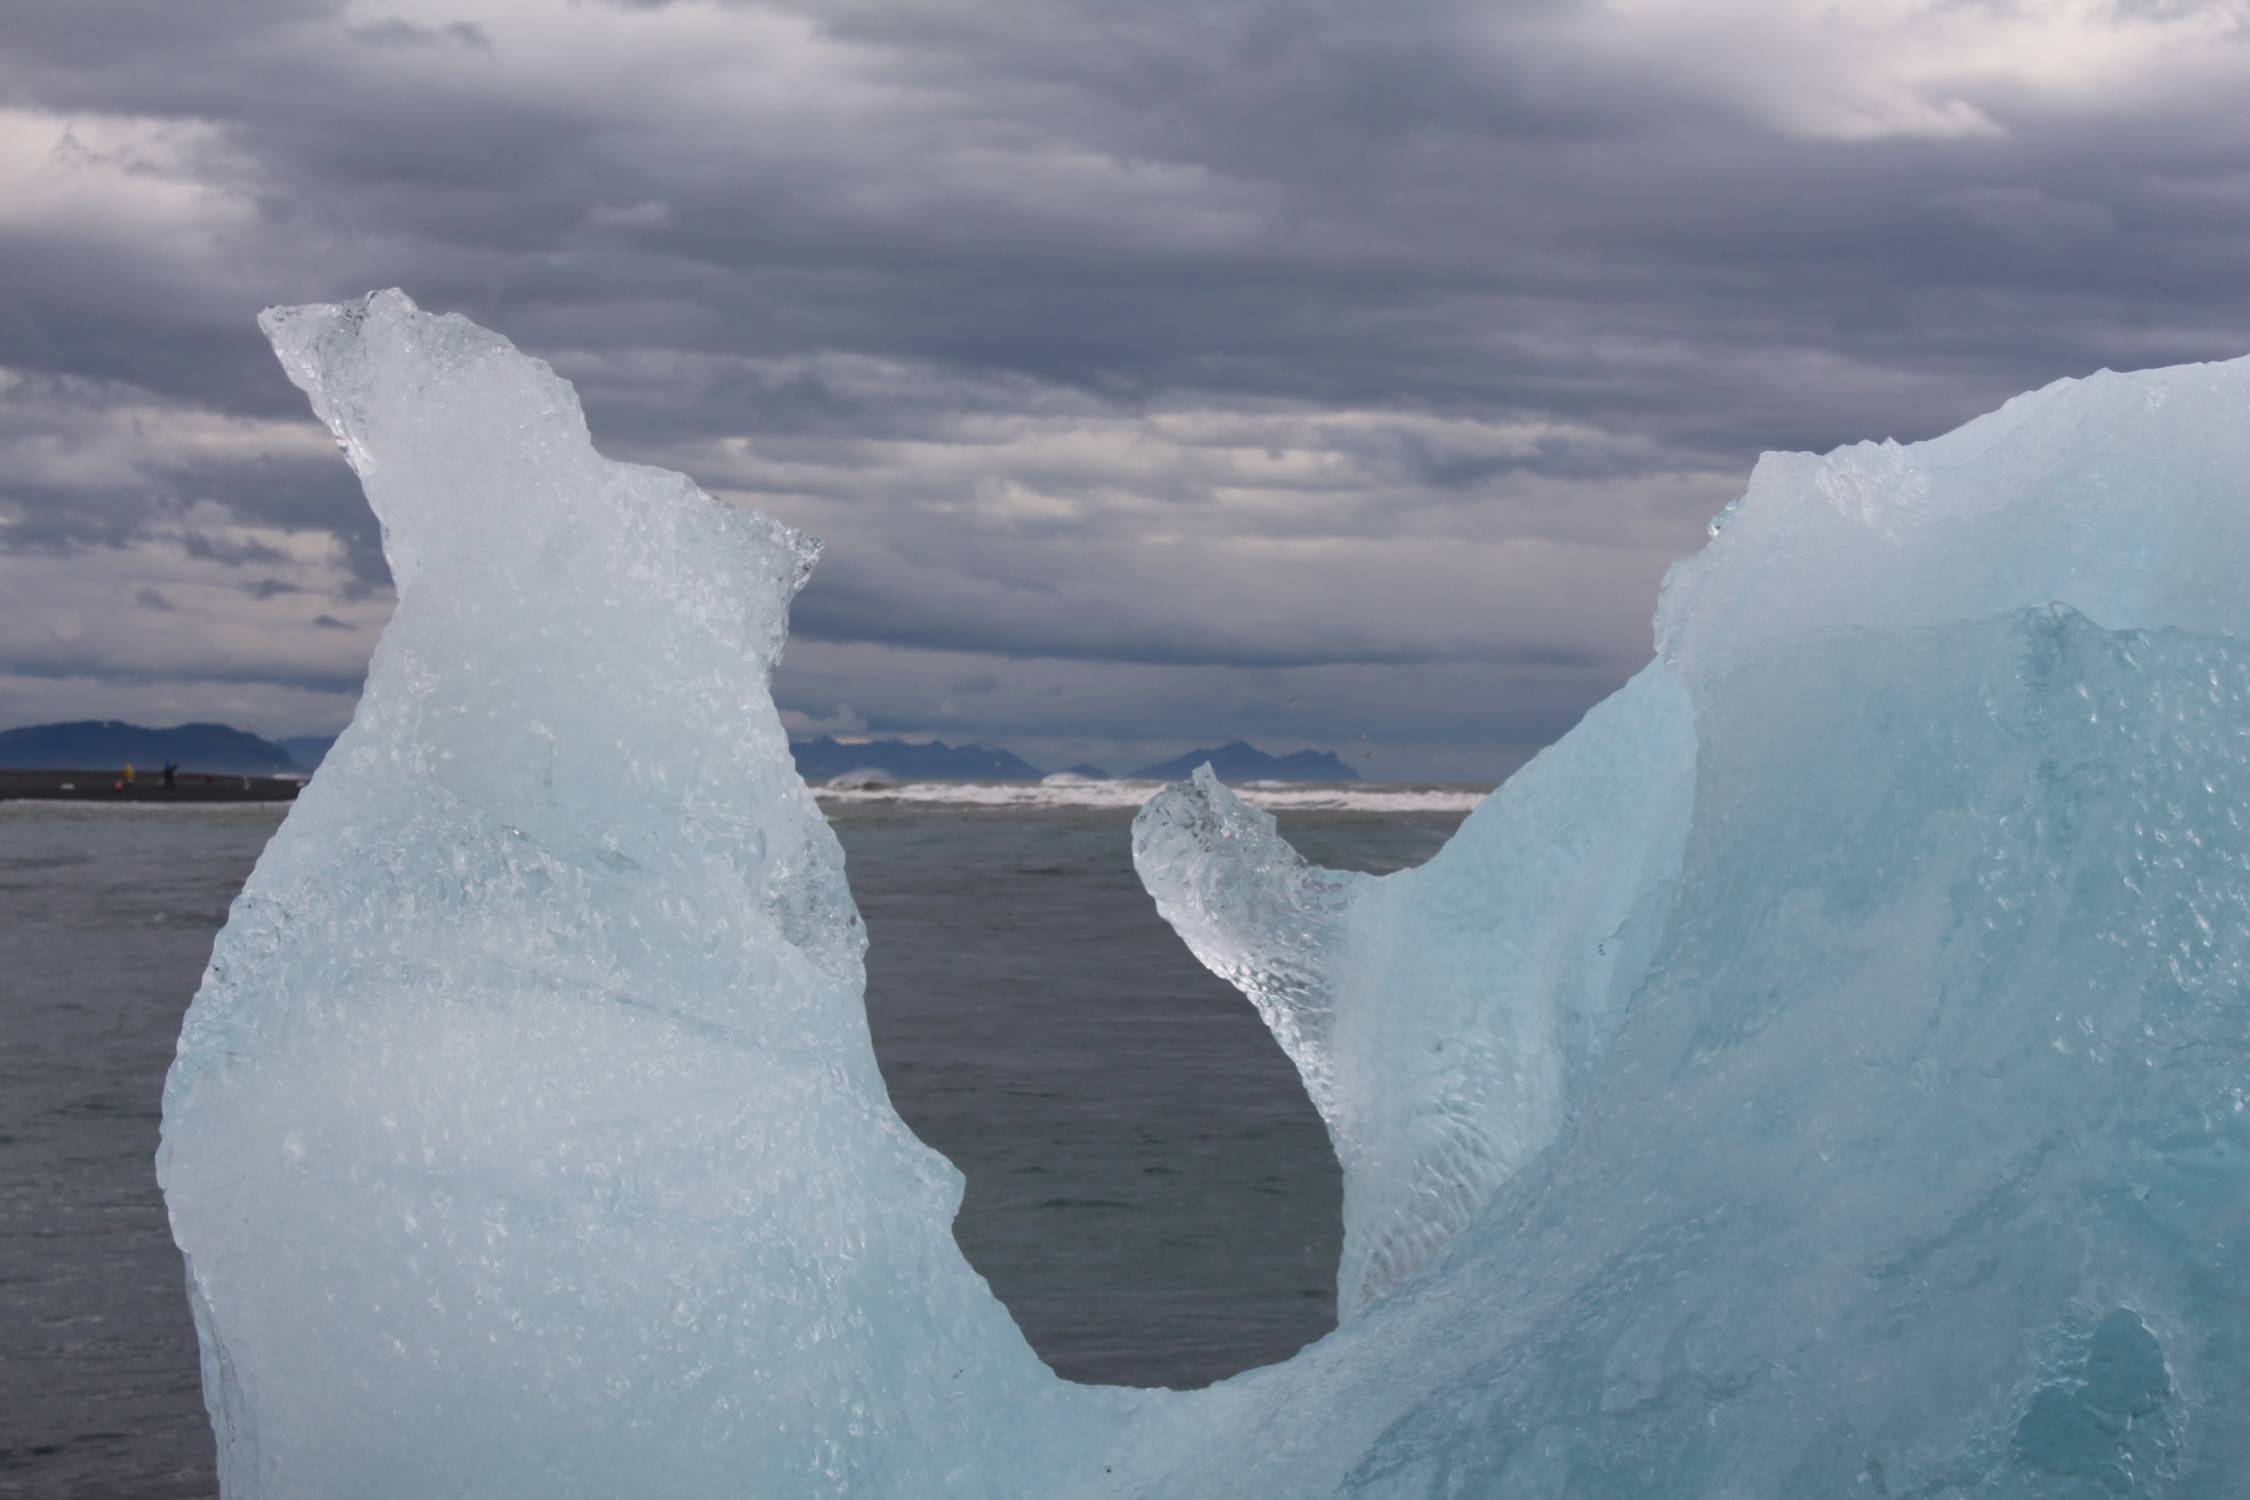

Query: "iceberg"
left=161, top=292, right=2250, bottom=1497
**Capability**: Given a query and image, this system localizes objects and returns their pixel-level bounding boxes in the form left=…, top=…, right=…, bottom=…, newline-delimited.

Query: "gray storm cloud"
left=4, top=0, right=2249, bottom=775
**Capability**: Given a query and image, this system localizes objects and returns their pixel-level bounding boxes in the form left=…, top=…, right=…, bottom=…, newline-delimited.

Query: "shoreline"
left=0, top=768, right=305, bottom=804
left=0, top=768, right=1490, bottom=815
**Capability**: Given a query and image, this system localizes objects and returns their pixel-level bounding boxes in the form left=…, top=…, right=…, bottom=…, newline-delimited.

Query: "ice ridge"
left=162, top=295, right=2250, bottom=1497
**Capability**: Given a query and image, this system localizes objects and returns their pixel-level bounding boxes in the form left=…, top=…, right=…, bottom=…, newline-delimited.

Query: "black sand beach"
left=0, top=770, right=303, bottom=804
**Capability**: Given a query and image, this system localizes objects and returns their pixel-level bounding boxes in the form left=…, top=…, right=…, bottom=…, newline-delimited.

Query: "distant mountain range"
left=789, top=737, right=1045, bottom=782
left=277, top=735, right=339, bottom=770
left=1130, top=740, right=1361, bottom=782
left=0, top=719, right=1360, bottom=785
left=0, top=720, right=307, bottom=776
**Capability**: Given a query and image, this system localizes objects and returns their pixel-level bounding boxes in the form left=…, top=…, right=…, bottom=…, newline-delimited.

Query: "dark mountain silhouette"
left=1130, top=740, right=1360, bottom=782
left=790, top=736, right=1044, bottom=782
left=277, top=734, right=340, bottom=770
left=0, top=720, right=304, bottom=776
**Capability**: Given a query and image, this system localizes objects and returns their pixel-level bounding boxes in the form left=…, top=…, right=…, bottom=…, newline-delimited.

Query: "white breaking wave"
left=813, top=777, right=1490, bottom=813
left=0, top=780, right=1483, bottom=817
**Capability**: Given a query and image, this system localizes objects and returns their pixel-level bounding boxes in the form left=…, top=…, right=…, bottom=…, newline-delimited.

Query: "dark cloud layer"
left=5, top=0, right=2249, bottom=776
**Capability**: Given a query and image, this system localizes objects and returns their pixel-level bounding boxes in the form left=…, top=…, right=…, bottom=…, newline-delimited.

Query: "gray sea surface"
left=0, top=795, right=1462, bottom=1498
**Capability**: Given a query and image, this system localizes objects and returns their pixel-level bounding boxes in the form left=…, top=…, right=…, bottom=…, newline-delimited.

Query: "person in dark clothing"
left=162, top=760, right=178, bottom=790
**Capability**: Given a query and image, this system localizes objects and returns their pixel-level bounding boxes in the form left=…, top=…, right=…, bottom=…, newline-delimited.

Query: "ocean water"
left=0, top=791, right=1465, bottom=1498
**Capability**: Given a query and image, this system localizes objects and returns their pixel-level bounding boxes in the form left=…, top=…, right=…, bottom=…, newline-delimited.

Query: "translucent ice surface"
left=162, top=296, right=2250, bottom=1497
left=158, top=293, right=1107, bottom=1498
left=1134, top=667, right=1695, bottom=1320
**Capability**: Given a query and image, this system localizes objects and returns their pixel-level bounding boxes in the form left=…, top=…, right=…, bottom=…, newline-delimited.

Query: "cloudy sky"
left=4, top=0, right=2249, bottom=778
